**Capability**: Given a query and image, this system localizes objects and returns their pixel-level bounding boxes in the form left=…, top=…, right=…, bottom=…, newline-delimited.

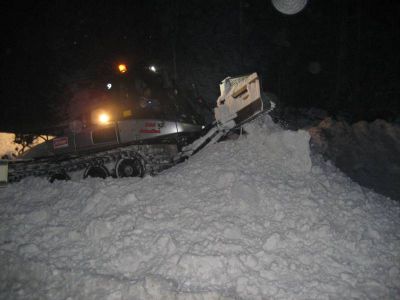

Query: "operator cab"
left=104, top=63, right=204, bottom=126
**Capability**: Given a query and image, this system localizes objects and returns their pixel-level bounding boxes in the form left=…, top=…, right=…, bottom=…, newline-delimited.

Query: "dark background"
left=1, top=0, right=399, bottom=132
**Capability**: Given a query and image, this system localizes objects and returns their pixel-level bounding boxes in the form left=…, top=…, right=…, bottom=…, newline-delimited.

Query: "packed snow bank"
left=1, top=116, right=399, bottom=299
left=310, top=118, right=400, bottom=201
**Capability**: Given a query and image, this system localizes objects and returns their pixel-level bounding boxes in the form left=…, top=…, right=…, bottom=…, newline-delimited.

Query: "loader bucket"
left=214, top=72, right=269, bottom=129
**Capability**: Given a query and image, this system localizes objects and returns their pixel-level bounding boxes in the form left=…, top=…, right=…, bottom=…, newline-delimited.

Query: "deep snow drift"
left=271, top=106, right=400, bottom=202
left=1, top=116, right=399, bottom=299
left=309, top=118, right=400, bottom=202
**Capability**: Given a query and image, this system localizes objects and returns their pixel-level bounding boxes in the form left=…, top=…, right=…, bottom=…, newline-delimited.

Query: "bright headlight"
left=98, top=113, right=110, bottom=124
left=118, top=64, right=128, bottom=73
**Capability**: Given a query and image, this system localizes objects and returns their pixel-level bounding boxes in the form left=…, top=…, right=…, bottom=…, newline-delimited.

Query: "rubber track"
left=8, top=144, right=177, bottom=183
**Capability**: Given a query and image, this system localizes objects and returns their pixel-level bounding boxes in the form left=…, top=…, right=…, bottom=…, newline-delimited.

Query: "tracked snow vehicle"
left=1, top=72, right=271, bottom=184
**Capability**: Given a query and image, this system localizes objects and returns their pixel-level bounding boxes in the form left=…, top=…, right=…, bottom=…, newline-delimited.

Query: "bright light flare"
left=118, top=64, right=128, bottom=73
left=98, top=113, right=110, bottom=124
left=149, top=65, right=157, bottom=73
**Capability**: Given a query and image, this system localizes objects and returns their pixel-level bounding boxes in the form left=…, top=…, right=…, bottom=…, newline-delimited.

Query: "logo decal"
left=140, top=129, right=161, bottom=134
left=53, top=137, right=69, bottom=149
left=140, top=121, right=161, bottom=133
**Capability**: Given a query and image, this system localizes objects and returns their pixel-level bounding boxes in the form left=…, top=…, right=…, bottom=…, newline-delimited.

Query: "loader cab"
left=105, top=64, right=204, bottom=125
left=65, top=62, right=205, bottom=135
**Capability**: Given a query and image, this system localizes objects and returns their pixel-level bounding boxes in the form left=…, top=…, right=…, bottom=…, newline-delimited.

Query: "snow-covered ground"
left=1, top=116, right=399, bottom=299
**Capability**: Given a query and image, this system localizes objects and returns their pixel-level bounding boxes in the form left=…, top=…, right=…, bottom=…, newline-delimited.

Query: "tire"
left=48, top=171, right=71, bottom=183
left=115, top=158, right=144, bottom=178
left=83, top=165, right=110, bottom=179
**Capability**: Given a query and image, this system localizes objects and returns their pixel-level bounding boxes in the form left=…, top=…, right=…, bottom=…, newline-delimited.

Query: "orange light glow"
left=118, top=64, right=127, bottom=73
left=98, top=113, right=110, bottom=124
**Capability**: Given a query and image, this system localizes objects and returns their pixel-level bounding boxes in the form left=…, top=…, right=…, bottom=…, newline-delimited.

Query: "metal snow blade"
left=182, top=72, right=272, bottom=156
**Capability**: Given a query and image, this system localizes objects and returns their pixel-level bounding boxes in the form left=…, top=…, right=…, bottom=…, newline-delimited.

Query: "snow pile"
left=310, top=118, right=400, bottom=201
left=1, top=116, right=399, bottom=299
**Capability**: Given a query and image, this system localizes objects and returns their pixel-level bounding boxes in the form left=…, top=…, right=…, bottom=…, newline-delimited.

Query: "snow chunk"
left=263, top=233, right=282, bottom=251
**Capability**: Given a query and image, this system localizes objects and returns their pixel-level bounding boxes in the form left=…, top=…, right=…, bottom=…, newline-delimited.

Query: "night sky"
left=1, top=0, right=400, bottom=133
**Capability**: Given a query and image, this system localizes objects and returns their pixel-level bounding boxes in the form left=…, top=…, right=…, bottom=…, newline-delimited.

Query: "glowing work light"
left=118, top=64, right=128, bottom=73
left=91, top=109, right=112, bottom=125
left=98, top=113, right=110, bottom=124
left=149, top=65, right=157, bottom=73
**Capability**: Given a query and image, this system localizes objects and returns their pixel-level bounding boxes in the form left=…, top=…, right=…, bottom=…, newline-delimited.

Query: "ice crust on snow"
left=1, top=116, right=399, bottom=299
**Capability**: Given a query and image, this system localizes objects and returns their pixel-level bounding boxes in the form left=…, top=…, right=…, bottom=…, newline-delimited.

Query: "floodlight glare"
left=118, top=64, right=128, bottom=73
left=98, top=113, right=110, bottom=124
left=149, top=65, right=157, bottom=73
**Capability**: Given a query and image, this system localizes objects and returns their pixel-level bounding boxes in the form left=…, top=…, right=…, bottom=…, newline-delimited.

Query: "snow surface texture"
left=310, top=118, right=400, bottom=202
left=1, top=116, right=399, bottom=299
